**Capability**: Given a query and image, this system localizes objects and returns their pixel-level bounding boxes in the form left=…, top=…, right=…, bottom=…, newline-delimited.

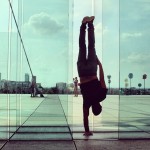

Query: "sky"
left=0, top=0, right=150, bottom=89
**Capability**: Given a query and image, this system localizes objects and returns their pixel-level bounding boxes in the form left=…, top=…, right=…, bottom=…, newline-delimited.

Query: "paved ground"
left=1, top=140, right=150, bottom=150
left=0, top=94, right=150, bottom=149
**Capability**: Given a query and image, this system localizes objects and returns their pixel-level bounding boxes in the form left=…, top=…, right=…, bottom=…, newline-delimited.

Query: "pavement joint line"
left=7, top=95, right=73, bottom=141
left=6, top=97, right=46, bottom=142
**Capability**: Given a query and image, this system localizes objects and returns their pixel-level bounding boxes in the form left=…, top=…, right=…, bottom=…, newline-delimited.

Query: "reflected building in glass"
left=25, top=73, right=29, bottom=82
left=0, top=0, right=150, bottom=148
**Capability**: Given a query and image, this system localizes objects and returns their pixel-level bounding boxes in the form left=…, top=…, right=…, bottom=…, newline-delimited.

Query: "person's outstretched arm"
left=97, top=57, right=107, bottom=88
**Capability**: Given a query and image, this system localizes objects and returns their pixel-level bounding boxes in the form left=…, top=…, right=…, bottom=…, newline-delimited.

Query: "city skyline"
left=0, top=72, right=30, bottom=82
left=0, top=71, right=149, bottom=90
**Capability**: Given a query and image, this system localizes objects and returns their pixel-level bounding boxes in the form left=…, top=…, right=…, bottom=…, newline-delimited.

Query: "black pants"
left=77, top=23, right=97, bottom=77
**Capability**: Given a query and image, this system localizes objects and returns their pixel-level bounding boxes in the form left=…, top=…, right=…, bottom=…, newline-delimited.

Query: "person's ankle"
left=88, top=22, right=94, bottom=28
left=81, top=23, right=86, bottom=28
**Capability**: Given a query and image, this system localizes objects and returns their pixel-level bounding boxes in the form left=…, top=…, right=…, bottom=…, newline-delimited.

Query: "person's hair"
left=92, top=103, right=102, bottom=116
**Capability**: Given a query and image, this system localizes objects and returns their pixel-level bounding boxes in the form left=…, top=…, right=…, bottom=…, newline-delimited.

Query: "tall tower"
left=25, top=73, right=29, bottom=82
left=0, top=73, right=1, bottom=81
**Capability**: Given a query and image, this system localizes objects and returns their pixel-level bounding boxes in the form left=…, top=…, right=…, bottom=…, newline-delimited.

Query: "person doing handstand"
left=77, top=16, right=107, bottom=136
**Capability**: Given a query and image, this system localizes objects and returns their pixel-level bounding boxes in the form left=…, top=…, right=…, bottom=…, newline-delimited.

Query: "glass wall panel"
left=0, top=0, right=10, bottom=143
left=119, top=0, right=150, bottom=139
left=8, top=18, right=17, bottom=139
left=9, top=0, right=72, bottom=140
left=71, top=0, right=94, bottom=139
left=64, top=0, right=74, bottom=137
left=16, top=0, right=22, bottom=130
left=3, top=0, right=148, bottom=142
left=0, top=0, right=21, bottom=142
left=71, top=0, right=119, bottom=140
left=92, top=0, right=119, bottom=139
left=1, top=0, right=72, bottom=142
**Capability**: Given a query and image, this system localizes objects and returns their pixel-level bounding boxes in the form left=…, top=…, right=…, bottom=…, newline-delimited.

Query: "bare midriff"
left=80, top=76, right=98, bottom=84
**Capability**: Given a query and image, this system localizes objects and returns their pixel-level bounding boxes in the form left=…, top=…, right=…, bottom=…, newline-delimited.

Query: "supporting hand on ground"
left=83, top=131, right=93, bottom=136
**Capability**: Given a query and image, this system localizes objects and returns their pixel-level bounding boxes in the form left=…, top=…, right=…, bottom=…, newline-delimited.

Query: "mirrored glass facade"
left=119, top=0, right=150, bottom=139
left=0, top=0, right=72, bottom=145
left=0, top=0, right=150, bottom=148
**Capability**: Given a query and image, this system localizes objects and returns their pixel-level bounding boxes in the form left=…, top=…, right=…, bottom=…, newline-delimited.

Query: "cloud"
left=121, top=32, right=142, bottom=39
left=24, top=12, right=64, bottom=36
left=95, top=23, right=109, bottom=35
left=95, top=23, right=102, bottom=32
left=121, top=52, right=150, bottom=64
left=120, top=1, right=150, bottom=22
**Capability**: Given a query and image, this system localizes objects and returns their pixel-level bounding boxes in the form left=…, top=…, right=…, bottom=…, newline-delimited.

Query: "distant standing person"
left=77, top=16, right=107, bottom=136
left=30, top=76, right=37, bottom=97
left=73, top=77, right=78, bottom=97
left=29, top=82, right=35, bottom=97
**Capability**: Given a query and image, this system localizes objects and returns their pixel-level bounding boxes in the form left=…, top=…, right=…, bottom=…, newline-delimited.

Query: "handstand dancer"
left=77, top=16, right=107, bottom=136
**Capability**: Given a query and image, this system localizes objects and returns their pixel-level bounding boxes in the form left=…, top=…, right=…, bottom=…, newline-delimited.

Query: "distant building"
left=25, top=73, right=29, bottom=82
left=56, top=82, right=67, bottom=94
left=0, top=75, right=41, bottom=94
left=66, top=83, right=75, bottom=94
left=0, top=79, right=5, bottom=91
left=0, top=80, right=31, bottom=93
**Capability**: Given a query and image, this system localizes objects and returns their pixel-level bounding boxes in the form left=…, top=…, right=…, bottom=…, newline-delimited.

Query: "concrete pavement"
left=0, top=94, right=150, bottom=149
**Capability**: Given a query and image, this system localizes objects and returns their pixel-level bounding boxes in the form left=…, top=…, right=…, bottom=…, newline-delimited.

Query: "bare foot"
left=82, top=16, right=89, bottom=24
left=82, top=16, right=95, bottom=24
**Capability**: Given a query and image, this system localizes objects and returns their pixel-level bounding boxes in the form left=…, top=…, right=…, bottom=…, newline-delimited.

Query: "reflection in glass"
left=0, top=0, right=10, bottom=142
left=71, top=0, right=119, bottom=139
left=119, top=0, right=150, bottom=139
left=0, top=0, right=72, bottom=141
left=1, top=0, right=149, bottom=143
